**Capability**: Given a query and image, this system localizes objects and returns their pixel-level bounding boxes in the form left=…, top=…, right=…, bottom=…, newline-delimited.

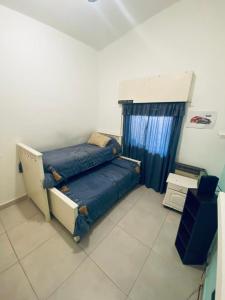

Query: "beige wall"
left=0, top=5, right=98, bottom=204
left=97, top=0, right=225, bottom=176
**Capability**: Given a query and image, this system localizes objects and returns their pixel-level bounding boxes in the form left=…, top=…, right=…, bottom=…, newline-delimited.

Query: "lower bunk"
left=17, top=136, right=141, bottom=242
left=48, top=157, right=140, bottom=241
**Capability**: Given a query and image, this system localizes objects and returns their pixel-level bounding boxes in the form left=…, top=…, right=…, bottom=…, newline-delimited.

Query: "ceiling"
left=0, top=0, right=179, bottom=50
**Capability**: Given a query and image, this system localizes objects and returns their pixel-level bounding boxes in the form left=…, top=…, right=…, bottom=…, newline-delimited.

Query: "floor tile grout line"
left=0, top=260, right=18, bottom=276
left=80, top=190, right=145, bottom=256
left=117, top=192, right=167, bottom=227
left=79, top=191, right=168, bottom=296
left=107, top=189, right=146, bottom=226
left=149, top=209, right=170, bottom=248
left=7, top=223, right=60, bottom=262
left=116, top=207, right=169, bottom=251
left=0, top=191, right=197, bottom=299
left=19, top=260, right=40, bottom=300
left=45, top=254, right=88, bottom=300
left=6, top=216, right=88, bottom=300
left=124, top=213, right=167, bottom=297
left=81, top=216, right=121, bottom=256
left=3, top=215, right=73, bottom=299
left=85, top=220, right=152, bottom=297
left=2, top=210, right=41, bottom=233
left=4, top=228, right=40, bottom=300
left=19, top=233, right=58, bottom=261
left=127, top=248, right=153, bottom=298
left=5, top=211, right=80, bottom=263
left=116, top=223, right=152, bottom=250
left=126, top=209, right=170, bottom=297
left=19, top=228, right=87, bottom=300
left=81, top=192, right=146, bottom=257
left=88, top=255, right=128, bottom=296
left=79, top=217, right=118, bottom=255
left=0, top=197, right=41, bottom=233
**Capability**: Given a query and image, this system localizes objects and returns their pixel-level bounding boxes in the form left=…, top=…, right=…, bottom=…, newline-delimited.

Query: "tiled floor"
left=0, top=186, right=202, bottom=300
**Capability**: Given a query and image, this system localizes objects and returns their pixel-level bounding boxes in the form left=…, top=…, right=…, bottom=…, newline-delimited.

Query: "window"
left=128, top=115, right=173, bottom=157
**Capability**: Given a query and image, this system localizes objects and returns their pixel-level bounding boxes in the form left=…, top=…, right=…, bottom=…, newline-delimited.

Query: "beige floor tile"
left=21, top=234, right=86, bottom=299
left=0, top=198, right=39, bottom=231
left=118, top=204, right=165, bottom=248
left=91, top=226, right=149, bottom=294
left=129, top=250, right=201, bottom=300
left=135, top=188, right=168, bottom=219
left=0, top=233, right=17, bottom=272
left=166, top=209, right=182, bottom=226
left=125, top=185, right=147, bottom=206
left=7, top=213, right=57, bottom=259
left=153, top=211, right=183, bottom=266
left=0, top=220, right=5, bottom=235
left=79, top=215, right=115, bottom=254
left=106, top=186, right=145, bottom=224
left=49, top=258, right=126, bottom=300
left=0, top=263, right=37, bottom=300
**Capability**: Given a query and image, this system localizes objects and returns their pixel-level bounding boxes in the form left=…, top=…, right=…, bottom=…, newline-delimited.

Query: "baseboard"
left=0, top=194, right=27, bottom=210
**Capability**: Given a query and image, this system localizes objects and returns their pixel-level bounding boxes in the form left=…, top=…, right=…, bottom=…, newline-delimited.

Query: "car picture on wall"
left=190, top=115, right=212, bottom=124
left=186, top=111, right=217, bottom=129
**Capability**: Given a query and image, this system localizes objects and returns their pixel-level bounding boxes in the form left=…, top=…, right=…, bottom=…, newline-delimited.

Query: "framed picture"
left=186, top=110, right=217, bottom=129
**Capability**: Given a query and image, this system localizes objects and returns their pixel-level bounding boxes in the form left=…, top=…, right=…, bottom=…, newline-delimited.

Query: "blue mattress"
left=43, top=138, right=121, bottom=188
left=61, top=158, right=140, bottom=238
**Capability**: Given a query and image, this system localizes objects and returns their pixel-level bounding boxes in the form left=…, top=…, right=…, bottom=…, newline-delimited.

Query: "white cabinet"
left=163, top=173, right=198, bottom=212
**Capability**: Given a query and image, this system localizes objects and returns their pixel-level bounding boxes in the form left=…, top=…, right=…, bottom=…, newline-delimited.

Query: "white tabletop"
left=167, top=173, right=198, bottom=189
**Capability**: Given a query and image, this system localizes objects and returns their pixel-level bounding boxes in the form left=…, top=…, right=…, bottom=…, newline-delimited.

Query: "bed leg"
left=74, top=236, right=80, bottom=243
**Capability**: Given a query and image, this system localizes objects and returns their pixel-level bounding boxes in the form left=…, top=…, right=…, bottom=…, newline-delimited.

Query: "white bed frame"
left=17, top=133, right=140, bottom=240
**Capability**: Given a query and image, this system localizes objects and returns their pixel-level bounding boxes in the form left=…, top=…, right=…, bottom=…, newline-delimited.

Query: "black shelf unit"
left=175, top=188, right=217, bottom=265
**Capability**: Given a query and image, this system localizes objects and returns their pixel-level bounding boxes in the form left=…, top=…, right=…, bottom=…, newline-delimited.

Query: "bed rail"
left=17, top=143, right=50, bottom=221
left=48, top=188, right=78, bottom=234
left=119, top=156, right=141, bottom=166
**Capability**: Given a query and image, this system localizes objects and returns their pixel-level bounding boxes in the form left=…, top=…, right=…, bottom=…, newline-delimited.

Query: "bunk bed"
left=17, top=133, right=141, bottom=241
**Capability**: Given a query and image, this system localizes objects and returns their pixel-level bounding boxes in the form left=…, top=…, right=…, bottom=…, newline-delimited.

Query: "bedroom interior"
left=0, top=0, right=225, bottom=300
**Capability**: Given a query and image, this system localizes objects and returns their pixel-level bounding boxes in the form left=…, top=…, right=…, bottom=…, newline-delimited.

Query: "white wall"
left=0, top=5, right=98, bottom=204
left=97, top=0, right=225, bottom=177
left=1, top=0, right=225, bottom=204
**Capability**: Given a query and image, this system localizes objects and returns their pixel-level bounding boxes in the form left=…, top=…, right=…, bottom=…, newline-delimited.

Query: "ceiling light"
left=88, top=0, right=98, bottom=2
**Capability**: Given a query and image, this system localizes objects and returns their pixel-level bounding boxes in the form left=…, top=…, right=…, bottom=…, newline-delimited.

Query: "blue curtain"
left=122, top=102, right=186, bottom=193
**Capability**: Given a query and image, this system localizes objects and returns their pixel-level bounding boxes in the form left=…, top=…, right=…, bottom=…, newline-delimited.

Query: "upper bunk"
left=42, top=134, right=121, bottom=188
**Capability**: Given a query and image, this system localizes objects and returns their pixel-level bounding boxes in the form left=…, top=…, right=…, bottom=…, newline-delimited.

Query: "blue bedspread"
left=43, top=139, right=121, bottom=188
left=61, top=158, right=140, bottom=238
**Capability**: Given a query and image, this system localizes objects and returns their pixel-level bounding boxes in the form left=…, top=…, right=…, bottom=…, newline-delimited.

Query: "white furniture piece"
left=163, top=173, right=198, bottom=212
left=17, top=133, right=141, bottom=241
left=118, top=71, right=193, bottom=103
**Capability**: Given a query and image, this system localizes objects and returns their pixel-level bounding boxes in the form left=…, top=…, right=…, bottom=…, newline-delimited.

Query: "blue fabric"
left=122, top=102, right=185, bottom=193
left=61, top=158, right=140, bottom=238
left=127, top=116, right=173, bottom=157
left=43, top=139, right=121, bottom=188
left=44, top=173, right=64, bottom=188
